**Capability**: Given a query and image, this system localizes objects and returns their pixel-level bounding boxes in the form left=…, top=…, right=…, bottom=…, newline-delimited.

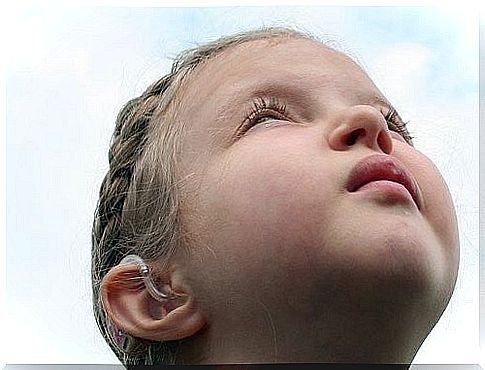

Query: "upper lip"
left=346, top=154, right=422, bottom=210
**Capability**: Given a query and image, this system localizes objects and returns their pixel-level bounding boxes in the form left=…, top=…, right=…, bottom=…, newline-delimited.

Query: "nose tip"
left=328, top=105, right=393, bottom=155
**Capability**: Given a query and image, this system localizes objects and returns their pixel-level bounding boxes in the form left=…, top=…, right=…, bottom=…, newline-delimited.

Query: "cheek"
left=206, top=147, right=334, bottom=242
left=187, top=142, right=337, bottom=296
left=396, top=146, right=460, bottom=274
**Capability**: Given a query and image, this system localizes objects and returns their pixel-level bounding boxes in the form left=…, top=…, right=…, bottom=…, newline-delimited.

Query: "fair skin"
left=102, top=38, right=460, bottom=364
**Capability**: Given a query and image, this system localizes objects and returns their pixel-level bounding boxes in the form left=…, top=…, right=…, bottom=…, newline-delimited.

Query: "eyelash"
left=239, top=97, right=414, bottom=145
left=243, top=97, right=288, bottom=129
left=382, top=108, right=414, bottom=144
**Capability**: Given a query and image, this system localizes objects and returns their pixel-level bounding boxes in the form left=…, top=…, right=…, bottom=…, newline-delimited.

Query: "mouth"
left=346, top=154, right=422, bottom=210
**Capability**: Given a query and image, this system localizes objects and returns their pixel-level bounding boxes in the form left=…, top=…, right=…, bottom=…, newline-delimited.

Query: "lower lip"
left=354, top=180, right=416, bottom=206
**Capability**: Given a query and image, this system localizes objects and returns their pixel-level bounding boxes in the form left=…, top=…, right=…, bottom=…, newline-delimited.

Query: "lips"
left=346, top=154, right=422, bottom=210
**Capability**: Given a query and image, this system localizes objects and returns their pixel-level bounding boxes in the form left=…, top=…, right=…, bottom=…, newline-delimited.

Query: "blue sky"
left=5, top=5, right=480, bottom=365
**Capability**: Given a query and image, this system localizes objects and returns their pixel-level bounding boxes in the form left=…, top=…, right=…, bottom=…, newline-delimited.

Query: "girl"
left=91, top=27, right=460, bottom=367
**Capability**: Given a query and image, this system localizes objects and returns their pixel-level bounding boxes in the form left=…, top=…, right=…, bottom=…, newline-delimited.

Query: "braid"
left=92, top=75, right=178, bottom=364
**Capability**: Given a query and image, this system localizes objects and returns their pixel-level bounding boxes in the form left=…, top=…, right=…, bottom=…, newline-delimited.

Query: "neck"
left=178, top=295, right=428, bottom=365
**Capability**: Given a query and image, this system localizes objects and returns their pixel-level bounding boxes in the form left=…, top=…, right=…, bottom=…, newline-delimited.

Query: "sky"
left=4, top=4, right=481, bottom=367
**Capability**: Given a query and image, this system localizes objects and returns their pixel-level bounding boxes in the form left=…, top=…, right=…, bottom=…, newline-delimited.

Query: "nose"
left=327, top=105, right=393, bottom=155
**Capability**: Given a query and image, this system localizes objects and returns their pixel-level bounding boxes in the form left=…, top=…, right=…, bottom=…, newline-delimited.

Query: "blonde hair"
left=91, top=26, right=316, bottom=367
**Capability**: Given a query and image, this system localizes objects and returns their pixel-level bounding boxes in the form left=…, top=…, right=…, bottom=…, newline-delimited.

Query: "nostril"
left=345, top=128, right=365, bottom=146
left=377, top=130, right=392, bottom=154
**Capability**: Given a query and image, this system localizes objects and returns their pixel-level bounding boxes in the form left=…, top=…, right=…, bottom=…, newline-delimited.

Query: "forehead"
left=179, top=37, right=380, bottom=112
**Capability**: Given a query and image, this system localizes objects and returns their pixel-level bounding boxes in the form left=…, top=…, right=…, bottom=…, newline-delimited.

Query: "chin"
left=377, top=229, right=449, bottom=295
left=317, top=212, right=454, bottom=310
left=342, top=229, right=453, bottom=338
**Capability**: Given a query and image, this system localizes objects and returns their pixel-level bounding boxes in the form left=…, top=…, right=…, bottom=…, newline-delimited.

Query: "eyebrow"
left=213, top=79, right=317, bottom=127
left=362, top=95, right=394, bottom=112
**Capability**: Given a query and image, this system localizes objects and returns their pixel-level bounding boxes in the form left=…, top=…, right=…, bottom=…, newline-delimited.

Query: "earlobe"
left=100, top=261, right=206, bottom=342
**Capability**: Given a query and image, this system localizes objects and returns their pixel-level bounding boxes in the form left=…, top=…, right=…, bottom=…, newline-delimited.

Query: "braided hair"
left=91, top=27, right=313, bottom=367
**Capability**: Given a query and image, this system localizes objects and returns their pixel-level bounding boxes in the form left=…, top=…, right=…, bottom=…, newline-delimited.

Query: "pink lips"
left=346, top=154, right=422, bottom=210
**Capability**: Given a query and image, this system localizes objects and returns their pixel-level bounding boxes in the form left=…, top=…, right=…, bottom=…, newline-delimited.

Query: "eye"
left=237, top=97, right=289, bottom=137
left=251, top=111, right=286, bottom=125
left=382, top=107, right=414, bottom=146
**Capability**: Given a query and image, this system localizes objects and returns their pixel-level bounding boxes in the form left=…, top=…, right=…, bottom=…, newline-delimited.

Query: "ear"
left=100, top=262, right=206, bottom=342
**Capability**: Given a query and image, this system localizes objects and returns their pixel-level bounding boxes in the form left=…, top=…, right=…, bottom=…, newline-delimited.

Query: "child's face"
left=175, top=38, right=459, bottom=356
